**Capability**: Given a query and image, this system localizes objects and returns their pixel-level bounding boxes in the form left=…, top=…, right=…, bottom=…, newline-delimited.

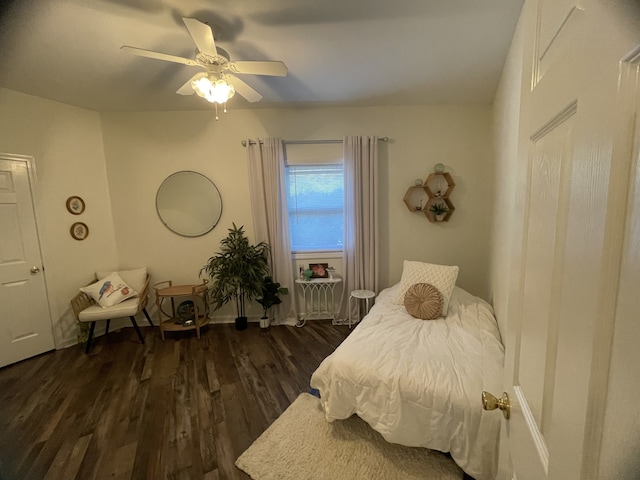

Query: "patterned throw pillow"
left=80, top=272, right=138, bottom=308
left=393, top=260, right=459, bottom=316
left=404, top=283, right=443, bottom=320
left=95, top=267, right=147, bottom=293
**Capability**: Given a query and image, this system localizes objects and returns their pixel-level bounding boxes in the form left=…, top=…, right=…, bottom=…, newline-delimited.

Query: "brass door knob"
left=482, top=391, right=510, bottom=419
left=30, top=266, right=40, bottom=274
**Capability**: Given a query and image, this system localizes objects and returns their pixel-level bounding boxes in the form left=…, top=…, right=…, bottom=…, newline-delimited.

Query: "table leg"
left=348, top=295, right=353, bottom=329
left=157, top=298, right=165, bottom=341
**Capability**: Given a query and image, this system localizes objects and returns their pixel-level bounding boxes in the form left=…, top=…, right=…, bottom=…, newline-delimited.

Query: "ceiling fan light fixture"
left=210, top=79, right=235, bottom=104
left=191, top=74, right=235, bottom=104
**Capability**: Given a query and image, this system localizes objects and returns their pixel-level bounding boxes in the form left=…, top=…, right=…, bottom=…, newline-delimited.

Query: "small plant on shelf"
left=429, top=202, right=449, bottom=222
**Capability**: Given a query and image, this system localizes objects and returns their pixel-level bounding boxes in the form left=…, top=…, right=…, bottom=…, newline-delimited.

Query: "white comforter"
left=310, top=285, right=504, bottom=480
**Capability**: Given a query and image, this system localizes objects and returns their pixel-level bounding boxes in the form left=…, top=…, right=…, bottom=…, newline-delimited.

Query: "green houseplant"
left=257, top=276, right=289, bottom=330
left=200, top=223, right=270, bottom=330
left=429, top=202, right=449, bottom=222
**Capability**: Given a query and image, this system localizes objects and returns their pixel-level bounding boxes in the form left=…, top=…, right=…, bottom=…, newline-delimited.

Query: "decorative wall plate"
left=70, top=222, right=89, bottom=240
left=66, top=196, right=85, bottom=215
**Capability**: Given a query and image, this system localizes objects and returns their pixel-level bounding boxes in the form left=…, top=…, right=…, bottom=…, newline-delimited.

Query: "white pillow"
left=393, top=260, right=459, bottom=316
left=81, top=272, right=138, bottom=308
left=96, top=267, right=147, bottom=293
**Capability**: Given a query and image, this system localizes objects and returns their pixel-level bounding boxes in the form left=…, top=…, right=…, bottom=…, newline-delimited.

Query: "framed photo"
left=66, top=196, right=85, bottom=215
left=70, top=222, right=89, bottom=241
left=309, top=263, right=329, bottom=278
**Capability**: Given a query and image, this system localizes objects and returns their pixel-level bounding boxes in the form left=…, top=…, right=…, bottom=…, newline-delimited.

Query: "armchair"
left=70, top=268, right=154, bottom=354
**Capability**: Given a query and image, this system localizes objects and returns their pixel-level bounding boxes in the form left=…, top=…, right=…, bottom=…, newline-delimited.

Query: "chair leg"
left=85, top=322, right=96, bottom=354
left=142, top=308, right=154, bottom=327
left=130, top=316, right=145, bottom=344
left=105, top=319, right=111, bottom=336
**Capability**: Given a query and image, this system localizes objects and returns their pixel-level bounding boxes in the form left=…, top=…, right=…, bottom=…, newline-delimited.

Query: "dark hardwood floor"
left=0, top=321, right=351, bottom=480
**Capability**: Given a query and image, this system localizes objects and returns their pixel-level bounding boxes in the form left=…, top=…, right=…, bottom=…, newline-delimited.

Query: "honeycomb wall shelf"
left=425, top=172, right=455, bottom=198
left=402, top=186, right=429, bottom=213
left=404, top=171, right=456, bottom=223
left=425, top=197, right=455, bottom=223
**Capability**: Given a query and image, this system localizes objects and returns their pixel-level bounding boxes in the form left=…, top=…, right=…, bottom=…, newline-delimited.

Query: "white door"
left=0, top=154, right=55, bottom=367
left=496, top=1, right=640, bottom=479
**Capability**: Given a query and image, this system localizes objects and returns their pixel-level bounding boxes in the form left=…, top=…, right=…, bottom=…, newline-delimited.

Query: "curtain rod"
left=241, top=137, right=389, bottom=147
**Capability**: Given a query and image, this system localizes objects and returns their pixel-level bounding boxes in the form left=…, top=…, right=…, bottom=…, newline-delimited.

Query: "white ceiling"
left=0, top=0, right=523, bottom=113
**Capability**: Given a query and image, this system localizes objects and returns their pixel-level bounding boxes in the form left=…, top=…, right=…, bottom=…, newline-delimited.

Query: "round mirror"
left=156, top=171, right=222, bottom=237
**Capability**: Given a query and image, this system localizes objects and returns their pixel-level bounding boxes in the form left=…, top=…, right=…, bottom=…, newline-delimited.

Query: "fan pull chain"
left=214, top=103, right=230, bottom=121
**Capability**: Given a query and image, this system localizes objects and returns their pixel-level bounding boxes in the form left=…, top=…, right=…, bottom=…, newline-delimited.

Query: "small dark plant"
left=257, top=276, right=289, bottom=319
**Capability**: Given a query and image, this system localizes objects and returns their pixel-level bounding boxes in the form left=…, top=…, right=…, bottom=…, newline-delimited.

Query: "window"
left=285, top=164, right=344, bottom=252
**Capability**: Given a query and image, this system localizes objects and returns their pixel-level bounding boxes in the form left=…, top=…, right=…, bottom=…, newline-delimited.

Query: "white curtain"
left=246, top=138, right=298, bottom=325
left=340, top=135, right=379, bottom=320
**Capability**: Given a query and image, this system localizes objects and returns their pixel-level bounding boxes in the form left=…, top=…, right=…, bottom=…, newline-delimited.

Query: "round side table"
left=348, top=289, right=376, bottom=328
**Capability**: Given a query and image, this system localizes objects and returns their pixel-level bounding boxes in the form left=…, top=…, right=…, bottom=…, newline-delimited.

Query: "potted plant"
left=429, top=202, right=449, bottom=222
left=256, top=276, right=289, bottom=330
left=200, top=223, right=271, bottom=330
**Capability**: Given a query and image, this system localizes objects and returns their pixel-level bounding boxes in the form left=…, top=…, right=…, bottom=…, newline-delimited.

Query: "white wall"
left=101, top=104, right=495, bottom=323
left=0, top=87, right=119, bottom=347
left=0, top=85, right=496, bottom=341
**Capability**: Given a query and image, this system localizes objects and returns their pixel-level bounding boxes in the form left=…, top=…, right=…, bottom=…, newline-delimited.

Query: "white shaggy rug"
left=236, top=393, right=463, bottom=480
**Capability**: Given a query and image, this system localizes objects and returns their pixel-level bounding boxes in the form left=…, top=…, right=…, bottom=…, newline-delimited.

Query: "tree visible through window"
left=285, top=164, right=344, bottom=252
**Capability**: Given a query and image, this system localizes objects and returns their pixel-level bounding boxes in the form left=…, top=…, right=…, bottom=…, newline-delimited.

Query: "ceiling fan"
left=121, top=17, right=287, bottom=116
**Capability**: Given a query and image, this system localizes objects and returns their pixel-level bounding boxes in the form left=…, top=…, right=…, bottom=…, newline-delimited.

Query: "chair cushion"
left=96, top=267, right=147, bottom=293
left=78, top=297, right=141, bottom=322
left=80, top=272, right=138, bottom=308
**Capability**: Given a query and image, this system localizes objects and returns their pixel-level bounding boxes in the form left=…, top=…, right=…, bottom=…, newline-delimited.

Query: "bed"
left=310, top=277, right=504, bottom=480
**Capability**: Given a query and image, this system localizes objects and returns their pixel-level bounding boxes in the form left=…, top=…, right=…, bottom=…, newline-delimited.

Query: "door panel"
left=538, top=0, right=579, bottom=53
left=519, top=109, right=574, bottom=434
left=535, top=0, right=582, bottom=84
left=507, top=386, right=548, bottom=479
left=0, top=155, right=54, bottom=367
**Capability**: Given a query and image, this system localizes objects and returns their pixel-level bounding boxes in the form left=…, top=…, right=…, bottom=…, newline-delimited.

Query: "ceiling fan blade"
left=182, top=18, right=217, bottom=57
left=176, top=74, right=200, bottom=95
left=226, top=61, right=288, bottom=77
left=226, top=76, right=263, bottom=103
left=121, top=46, right=200, bottom=67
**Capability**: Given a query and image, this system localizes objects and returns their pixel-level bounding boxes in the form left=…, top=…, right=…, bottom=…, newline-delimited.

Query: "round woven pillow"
left=404, top=283, right=443, bottom=320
